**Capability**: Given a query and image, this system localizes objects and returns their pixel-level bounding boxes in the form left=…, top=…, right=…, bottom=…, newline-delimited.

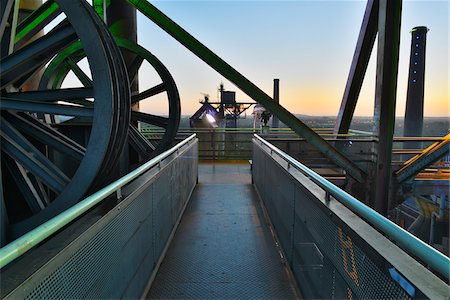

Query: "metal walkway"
left=146, top=162, right=299, bottom=299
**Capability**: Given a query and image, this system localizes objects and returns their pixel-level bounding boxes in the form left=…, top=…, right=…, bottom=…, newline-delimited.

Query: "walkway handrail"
left=253, top=134, right=450, bottom=279
left=0, top=134, right=197, bottom=269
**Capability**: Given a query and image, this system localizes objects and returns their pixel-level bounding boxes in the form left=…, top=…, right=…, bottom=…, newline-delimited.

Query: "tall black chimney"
left=404, top=26, right=428, bottom=150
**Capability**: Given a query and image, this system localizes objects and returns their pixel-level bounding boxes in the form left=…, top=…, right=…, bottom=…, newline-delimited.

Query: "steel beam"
left=107, top=0, right=139, bottom=108
left=372, top=0, right=402, bottom=214
left=132, top=111, right=169, bottom=129
left=396, top=134, right=450, bottom=184
left=272, top=79, right=280, bottom=128
left=128, top=0, right=366, bottom=183
left=132, top=83, right=165, bottom=103
left=0, top=23, right=77, bottom=88
left=4, top=112, right=85, bottom=161
left=0, top=0, right=14, bottom=41
left=0, top=119, right=70, bottom=193
left=128, top=124, right=156, bottom=156
left=0, top=0, right=14, bottom=59
left=4, top=87, right=94, bottom=102
left=3, top=157, right=46, bottom=214
left=334, top=0, right=378, bottom=134
left=93, top=0, right=107, bottom=22
left=14, top=0, right=60, bottom=48
left=0, top=158, right=6, bottom=246
left=1, top=99, right=94, bottom=117
left=66, top=57, right=93, bottom=87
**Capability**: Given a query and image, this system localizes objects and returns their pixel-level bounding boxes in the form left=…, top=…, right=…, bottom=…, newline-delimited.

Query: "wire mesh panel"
left=3, top=141, right=198, bottom=299
left=252, top=138, right=448, bottom=299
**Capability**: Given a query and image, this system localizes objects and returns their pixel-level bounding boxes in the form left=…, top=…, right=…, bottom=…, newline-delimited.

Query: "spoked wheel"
left=40, top=37, right=181, bottom=163
left=0, top=0, right=131, bottom=239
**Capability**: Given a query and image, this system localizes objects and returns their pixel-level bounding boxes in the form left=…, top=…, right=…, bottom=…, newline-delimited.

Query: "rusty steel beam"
left=334, top=0, right=379, bottom=134
left=396, top=134, right=450, bottom=184
left=128, top=0, right=366, bottom=182
left=372, top=0, right=402, bottom=215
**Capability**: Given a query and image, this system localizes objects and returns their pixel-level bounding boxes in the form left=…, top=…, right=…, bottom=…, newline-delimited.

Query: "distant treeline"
left=178, top=115, right=449, bottom=137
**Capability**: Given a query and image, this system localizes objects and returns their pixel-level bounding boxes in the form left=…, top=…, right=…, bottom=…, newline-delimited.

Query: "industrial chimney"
left=403, top=26, right=428, bottom=151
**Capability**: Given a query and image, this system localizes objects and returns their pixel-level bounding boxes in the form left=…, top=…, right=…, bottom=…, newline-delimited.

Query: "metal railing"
left=143, top=128, right=447, bottom=165
left=253, top=134, right=449, bottom=279
left=0, top=134, right=197, bottom=269
left=142, top=127, right=375, bottom=161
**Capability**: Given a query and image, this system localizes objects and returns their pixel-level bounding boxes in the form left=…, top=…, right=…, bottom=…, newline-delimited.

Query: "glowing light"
left=205, top=113, right=216, bottom=124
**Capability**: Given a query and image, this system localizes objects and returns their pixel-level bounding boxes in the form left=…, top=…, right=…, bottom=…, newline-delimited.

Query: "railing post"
left=116, top=187, right=123, bottom=203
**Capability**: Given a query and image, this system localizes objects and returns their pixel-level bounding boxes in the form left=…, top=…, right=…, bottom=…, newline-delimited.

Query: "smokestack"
left=272, top=79, right=280, bottom=128
left=404, top=26, right=428, bottom=151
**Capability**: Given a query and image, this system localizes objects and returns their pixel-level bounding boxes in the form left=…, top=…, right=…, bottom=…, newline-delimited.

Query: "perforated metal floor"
left=146, top=162, right=299, bottom=299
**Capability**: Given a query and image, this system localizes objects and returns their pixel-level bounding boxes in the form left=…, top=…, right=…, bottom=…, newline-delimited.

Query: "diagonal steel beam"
left=14, top=0, right=61, bottom=48
left=334, top=0, right=379, bottom=134
left=128, top=0, right=366, bottom=182
left=396, top=134, right=450, bottom=184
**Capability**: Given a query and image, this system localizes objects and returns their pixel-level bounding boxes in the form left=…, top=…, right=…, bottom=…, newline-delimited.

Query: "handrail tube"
left=253, top=134, right=450, bottom=279
left=0, top=134, right=197, bottom=269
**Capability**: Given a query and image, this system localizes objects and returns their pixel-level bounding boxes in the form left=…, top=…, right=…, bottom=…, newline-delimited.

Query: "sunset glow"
left=138, top=1, right=449, bottom=117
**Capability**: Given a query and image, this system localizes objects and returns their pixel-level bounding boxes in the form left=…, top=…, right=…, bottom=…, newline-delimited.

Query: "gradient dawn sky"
left=135, top=0, right=449, bottom=117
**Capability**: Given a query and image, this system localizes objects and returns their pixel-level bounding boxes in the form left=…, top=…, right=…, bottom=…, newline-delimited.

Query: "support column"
left=106, top=0, right=138, bottom=105
left=372, top=0, right=402, bottom=215
left=272, top=79, right=280, bottom=128
left=404, top=27, right=428, bottom=151
left=106, top=0, right=138, bottom=172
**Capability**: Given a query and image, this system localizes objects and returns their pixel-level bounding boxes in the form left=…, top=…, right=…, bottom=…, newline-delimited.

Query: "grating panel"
left=253, top=141, right=416, bottom=299
left=147, top=163, right=298, bottom=299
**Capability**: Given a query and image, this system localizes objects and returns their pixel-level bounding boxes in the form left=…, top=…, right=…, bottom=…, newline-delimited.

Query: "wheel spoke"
left=132, top=111, right=169, bottom=129
left=1, top=119, right=70, bottom=193
left=3, top=157, right=46, bottom=213
left=131, top=83, right=165, bottom=104
left=128, top=124, right=155, bottom=157
left=1, top=21, right=77, bottom=88
left=61, top=98, right=94, bottom=107
left=3, top=87, right=94, bottom=102
left=65, top=57, right=93, bottom=87
left=1, top=99, right=94, bottom=117
left=4, top=112, right=85, bottom=161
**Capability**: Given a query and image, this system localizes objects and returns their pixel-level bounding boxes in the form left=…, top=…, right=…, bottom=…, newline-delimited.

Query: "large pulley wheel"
left=40, top=37, right=181, bottom=162
left=0, top=0, right=131, bottom=239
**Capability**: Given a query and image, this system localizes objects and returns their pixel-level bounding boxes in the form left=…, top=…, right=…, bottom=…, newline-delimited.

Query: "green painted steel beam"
left=93, top=0, right=107, bottom=22
left=127, top=0, right=366, bottom=183
left=396, top=134, right=450, bottom=183
left=15, top=0, right=60, bottom=45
